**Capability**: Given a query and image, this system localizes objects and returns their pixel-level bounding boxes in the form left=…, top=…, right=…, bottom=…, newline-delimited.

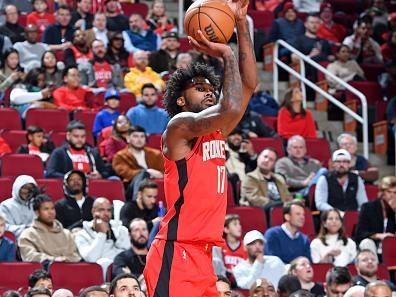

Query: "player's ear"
left=176, top=96, right=185, bottom=107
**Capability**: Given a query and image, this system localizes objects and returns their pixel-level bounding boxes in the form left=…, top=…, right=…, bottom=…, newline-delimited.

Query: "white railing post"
left=271, top=39, right=369, bottom=159
left=273, top=42, right=279, bottom=103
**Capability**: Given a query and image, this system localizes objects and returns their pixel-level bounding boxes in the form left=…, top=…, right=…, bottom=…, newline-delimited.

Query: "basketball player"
left=143, top=0, right=257, bottom=295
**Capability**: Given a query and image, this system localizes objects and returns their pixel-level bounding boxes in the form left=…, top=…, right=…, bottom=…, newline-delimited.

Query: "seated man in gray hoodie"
left=0, top=175, right=39, bottom=238
left=74, top=197, right=130, bottom=275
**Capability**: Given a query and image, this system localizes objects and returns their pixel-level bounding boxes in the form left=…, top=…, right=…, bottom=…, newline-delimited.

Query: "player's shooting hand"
left=227, top=0, right=249, bottom=22
left=188, top=30, right=233, bottom=58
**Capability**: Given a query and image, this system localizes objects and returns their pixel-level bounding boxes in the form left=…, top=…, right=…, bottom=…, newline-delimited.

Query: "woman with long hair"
left=289, top=256, right=325, bottom=296
left=310, top=208, right=357, bottom=266
left=0, top=49, right=25, bottom=93
left=104, top=114, right=131, bottom=162
left=277, top=87, right=317, bottom=139
left=41, top=50, right=63, bottom=87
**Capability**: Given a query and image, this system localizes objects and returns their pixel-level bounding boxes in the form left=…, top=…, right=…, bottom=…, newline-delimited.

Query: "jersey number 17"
left=217, top=166, right=226, bottom=194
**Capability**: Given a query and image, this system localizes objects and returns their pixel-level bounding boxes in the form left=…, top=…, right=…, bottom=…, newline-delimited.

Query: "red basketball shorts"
left=144, top=239, right=218, bottom=297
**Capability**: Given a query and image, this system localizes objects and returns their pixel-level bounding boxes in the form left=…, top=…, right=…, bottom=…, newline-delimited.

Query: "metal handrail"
left=273, top=39, right=369, bottom=159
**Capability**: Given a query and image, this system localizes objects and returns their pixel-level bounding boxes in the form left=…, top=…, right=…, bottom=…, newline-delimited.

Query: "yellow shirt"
left=124, top=66, right=165, bottom=97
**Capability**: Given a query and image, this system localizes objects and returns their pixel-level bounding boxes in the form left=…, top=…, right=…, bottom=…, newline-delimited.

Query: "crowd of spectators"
left=0, top=0, right=395, bottom=297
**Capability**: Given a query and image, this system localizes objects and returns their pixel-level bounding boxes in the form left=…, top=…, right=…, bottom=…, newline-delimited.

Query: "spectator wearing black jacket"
left=0, top=5, right=25, bottom=44
left=112, top=218, right=148, bottom=279
left=55, top=169, right=95, bottom=230
left=237, top=110, right=277, bottom=138
left=149, top=32, right=180, bottom=74
left=355, top=176, right=396, bottom=249
left=46, top=120, right=110, bottom=179
left=120, top=179, right=159, bottom=231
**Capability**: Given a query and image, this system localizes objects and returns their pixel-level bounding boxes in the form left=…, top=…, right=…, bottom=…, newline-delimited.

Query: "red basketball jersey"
left=155, top=130, right=227, bottom=244
left=222, top=242, right=247, bottom=270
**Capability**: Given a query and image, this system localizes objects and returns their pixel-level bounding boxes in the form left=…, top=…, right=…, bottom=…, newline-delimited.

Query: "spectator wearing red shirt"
left=277, top=87, right=317, bottom=139
left=317, top=3, right=347, bottom=44
left=88, top=39, right=123, bottom=89
left=0, top=137, right=11, bottom=157
left=53, top=65, right=90, bottom=111
left=213, top=214, right=247, bottom=286
left=381, top=31, right=396, bottom=62
left=27, top=0, right=56, bottom=37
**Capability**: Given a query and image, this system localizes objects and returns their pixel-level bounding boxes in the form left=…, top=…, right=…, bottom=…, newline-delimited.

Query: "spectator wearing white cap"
left=232, top=230, right=285, bottom=289
left=315, top=149, right=368, bottom=214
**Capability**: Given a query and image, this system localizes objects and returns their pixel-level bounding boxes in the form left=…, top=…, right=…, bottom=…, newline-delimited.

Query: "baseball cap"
left=332, top=149, right=351, bottom=162
left=104, top=89, right=120, bottom=100
left=162, top=32, right=179, bottom=40
left=243, top=230, right=265, bottom=246
left=282, top=2, right=296, bottom=16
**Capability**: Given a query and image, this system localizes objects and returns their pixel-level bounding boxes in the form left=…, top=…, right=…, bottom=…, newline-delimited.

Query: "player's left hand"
left=188, top=30, right=232, bottom=58
left=226, top=0, right=249, bottom=22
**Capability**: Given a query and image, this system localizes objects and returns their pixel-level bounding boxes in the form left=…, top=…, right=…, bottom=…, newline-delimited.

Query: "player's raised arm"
left=221, top=0, right=258, bottom=136
left=164, top=32, right=243, bottom=141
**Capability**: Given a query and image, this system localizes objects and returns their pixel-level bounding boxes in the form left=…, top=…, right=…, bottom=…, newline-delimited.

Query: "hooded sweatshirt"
left=18, top=218, right=81, bottom=263
left=74, top=220, right=130, bottom=263
left=0, top=175, right=37, bottom=238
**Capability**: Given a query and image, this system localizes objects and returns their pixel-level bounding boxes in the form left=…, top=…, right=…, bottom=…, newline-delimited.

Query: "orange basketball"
left=184, top=0, right=235, bottom=44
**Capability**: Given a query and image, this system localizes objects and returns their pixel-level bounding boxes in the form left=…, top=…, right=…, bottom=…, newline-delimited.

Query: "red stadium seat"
left=0, top=262, right=42, bottom=292
left=25, top=109, right=69, bottom=132
left=0, top=177, right=13, bottom=202
left=347, top=263, right=390, bottom=280
left=1, top=154, right=44, bottom=178
left=346, top=81, right=383, bottom=106
left=250, top=137, right=284, bottom=156
left=88, top=179, right=125, bottom=202
left=0, top=130, right=27, bottom=153
left=179, top=37, right=193, bottom=52
left=343, top=210, right=359, bottom=238
left=0, top=108, right=22, bottom=130
left=74, top=110, right=97, bottom=134
left=248, top=10, right=274, bottom=33
left=49, top=262, right=103, bottom=295
left=261, top=116, right=277, bottom=131
left=365, top=184, right=379, bottom=201
left=382, top=237, right=396, bottom=268
left=36, top=179, right=64, bottom=202
left=308, top=185, right=316, bottom=210
left=227, top=180, right=236, bottom=208
left=50, top=131, right=95, bottom=147
left=18, top=13, right=28, bottom=27
left=50, top=131, right=67, bottom=147
left=227, top=206, right=267, bottom=236
left=270, top=207, right=316, bottom=237
left=147, top=134, right=162, bottom=150
left=311, top=263, right=333, bottom=283
left=120, top=3, right=149, bottom=17
left=305, top=138, right=331, bottom=167
left=361, top=64, right=385, bottom=81
left=118, top=92, right=137, bottom=113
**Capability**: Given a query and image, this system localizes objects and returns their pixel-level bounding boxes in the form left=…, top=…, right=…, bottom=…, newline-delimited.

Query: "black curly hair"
left=163, top=63, right=221, bottom=118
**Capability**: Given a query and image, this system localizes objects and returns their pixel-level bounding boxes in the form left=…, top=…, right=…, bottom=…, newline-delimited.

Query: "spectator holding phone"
left=10, top=68, right=56, bottom=117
